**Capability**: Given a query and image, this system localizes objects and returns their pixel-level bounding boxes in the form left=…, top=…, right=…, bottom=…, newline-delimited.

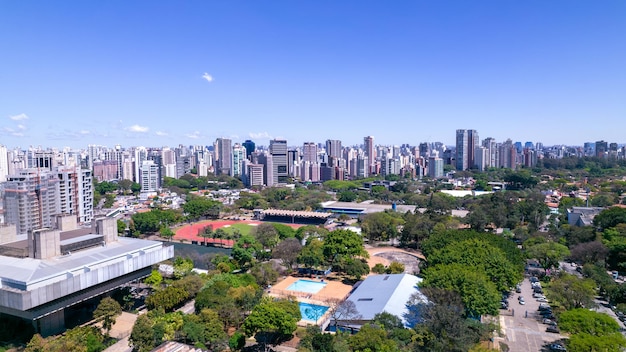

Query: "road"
left=500, top=278, right=565, bottom=352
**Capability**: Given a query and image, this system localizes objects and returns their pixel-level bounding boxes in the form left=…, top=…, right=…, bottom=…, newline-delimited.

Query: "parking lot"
left=500, top=277, right=566, bottom=352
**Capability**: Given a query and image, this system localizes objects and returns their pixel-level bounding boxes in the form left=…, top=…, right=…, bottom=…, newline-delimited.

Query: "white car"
left=537, top=297, right=549, bottom=303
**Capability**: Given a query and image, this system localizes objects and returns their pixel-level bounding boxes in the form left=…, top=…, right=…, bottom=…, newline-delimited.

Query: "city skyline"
left=1, top=1, right=625, bottom=149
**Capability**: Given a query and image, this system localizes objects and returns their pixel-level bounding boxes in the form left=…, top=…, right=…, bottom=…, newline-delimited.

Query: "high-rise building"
left=455, top=129, right=479, bottom=171
left=269, top=139, right=288, bottom=184
left=140, top=160, right=160, bottom=192
left=2, top=169, right=60, bottom=234
left=364, top=136, right=375, bottom=175
left=325, top=139, right=342, bottom=165
left=133, top=147, right=148, bottom=183
left=302, top=142, right=318, bottom=164
left=482, top=137, right=497, bottom=169
left=56, top=166, right=93, bottom=224
left=428, top=155, right=444, bottom=179
left=244, top=163, right=264, bottom=187
left=215, top=138, right=233, bottom=175
left=232, top=143, right=246, bottom=177
left=242, top=140, right=255, bottom=160
left=595, top=140, right=608, bottom=158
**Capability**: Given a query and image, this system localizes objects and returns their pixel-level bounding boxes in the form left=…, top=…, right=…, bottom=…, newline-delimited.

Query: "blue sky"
left=1, top=1, right=624, bottom=149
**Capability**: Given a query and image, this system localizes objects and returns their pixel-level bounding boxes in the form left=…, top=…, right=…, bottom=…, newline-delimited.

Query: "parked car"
left=546, top=325, right=560, bottom=333
left=533, top=293, right=546, bottom=298
left=542, top=318, right=556, bottom=325
left=516, top=286, right=522, bottom=293
left=519, top=298, right=525, bottom=305
left=542, top=313, right=556, bottom=320
left=539, top=303, right=551, bottom=309
left=530, top=277, right=539, bottom=283
left=537, top=297, right=549, bottom=303
left=549, top=343, right=567, bottom=351
left=501, top=301, right=509, bottom=309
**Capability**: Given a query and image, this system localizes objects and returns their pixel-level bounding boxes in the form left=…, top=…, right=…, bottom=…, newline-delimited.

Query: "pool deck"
left=270, top=276, right=353, bottom=305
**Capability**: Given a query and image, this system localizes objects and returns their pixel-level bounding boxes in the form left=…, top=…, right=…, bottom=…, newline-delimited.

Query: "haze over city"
left=1, top=1, right=625, bottom=149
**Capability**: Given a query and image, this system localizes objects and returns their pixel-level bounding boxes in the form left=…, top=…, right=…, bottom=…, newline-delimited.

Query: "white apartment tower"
left=140, top=160, right=160, bottom=192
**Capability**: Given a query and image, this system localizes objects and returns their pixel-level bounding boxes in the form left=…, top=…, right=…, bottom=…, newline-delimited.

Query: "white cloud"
left=9, top=113, right=28, bottom=121
left=79, top=130, right=91, bottom=135
left=17, top=124, right=26, bottom=130
left=248, top=131, right=272, bottom=139
left=126, top=124, right=149, bottom=133
left=155, top=131, right=168, bottom=136
left=185, top=131, right=202, bottom=139
left=202, top=72, right=213, bottom=83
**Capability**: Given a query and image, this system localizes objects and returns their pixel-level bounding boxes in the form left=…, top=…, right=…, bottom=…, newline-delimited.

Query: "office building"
left=269, top=139, right=288, bottom=184
left=214, top=138, right=233, bottom=176
left=242, top=140, right=255, bottom=160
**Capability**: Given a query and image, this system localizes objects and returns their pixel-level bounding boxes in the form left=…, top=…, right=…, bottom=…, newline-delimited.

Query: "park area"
left=173, top=219, right=302, bottom=247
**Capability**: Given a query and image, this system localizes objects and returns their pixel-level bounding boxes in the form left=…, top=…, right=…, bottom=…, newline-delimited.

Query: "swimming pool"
left=287, top=279, right=327, bottom=294
left=299, top=302, right=329, bottom=322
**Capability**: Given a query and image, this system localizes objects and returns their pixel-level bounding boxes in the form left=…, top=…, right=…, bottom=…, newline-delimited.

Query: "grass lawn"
left=220, top=223, right=255, bottom=236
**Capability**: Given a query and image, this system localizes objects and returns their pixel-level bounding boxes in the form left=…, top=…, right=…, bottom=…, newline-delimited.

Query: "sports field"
left=173, top=220, right=302, bottom=246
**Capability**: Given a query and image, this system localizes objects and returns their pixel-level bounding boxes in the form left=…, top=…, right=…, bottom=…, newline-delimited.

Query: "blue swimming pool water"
left=299, top=302, right=329, bottom=322
left=287, top=279, right=327, bottom=294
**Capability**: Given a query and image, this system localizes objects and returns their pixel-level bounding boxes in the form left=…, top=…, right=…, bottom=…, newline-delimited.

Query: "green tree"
left=298, top=238, right=326, bottom=270
left=242, top=298, right=300, bottom=347
left=183, top=196, right=222, bottom=220
left=386, top=261, right=405, bottom=274
left=428, top=238, right=522, bottom=292
left=548, top=273, right=596, bottom=310
left=411, top=288, right=489, bottom=352
left=117, top=219, right=127, bottom=235
left=360, top=211, right=404, bottom=242
left=594, top=206, right=626, bottom=229
left=559, top=308, right=620, bottom=335
left=173, top=257, right=194, bottom=278
left=93, top=297, right=122, bottom=336
left=145, top=286, right=188, bottom=312
left=348, top=323, right=398, bottom=352
left=322, top=229, right=368, bottom=264
left=421, top=264, right=500, bottom=317
left=526, top=242, right=570, bottom=271
left=130, top=314, right=155, bottom=352
left=159, top=226, right=174, bottom=241
left=144, top=269, right=163, bottom=287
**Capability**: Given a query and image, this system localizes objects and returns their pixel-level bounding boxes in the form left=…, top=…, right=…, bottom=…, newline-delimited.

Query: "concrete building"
left=270, top=139, right=288, bottom=185
left=92, top=160, right=118, bottom=182
left=56, top=166, right=94, bottom=225
left=1, top=169, right=60, bottom=235
left=215, top=138, right=233, bottom=176
left=0, top=216, right=174, bottom=336
left=243, top=162, right=264, bottom=187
